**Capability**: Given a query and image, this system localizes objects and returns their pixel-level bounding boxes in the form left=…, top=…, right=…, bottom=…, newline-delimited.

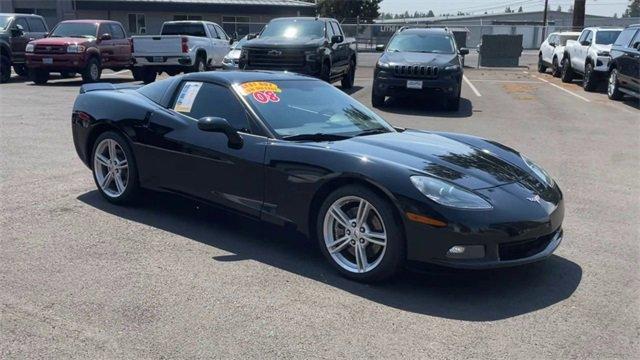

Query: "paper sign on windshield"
left=174, top=82, right=202, bottom=113
left=238, top=81, right=281, bottom=104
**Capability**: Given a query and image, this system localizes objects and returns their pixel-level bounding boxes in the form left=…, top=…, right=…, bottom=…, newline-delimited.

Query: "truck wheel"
left=0, top=55, right=10, bottom=83
left=537, top=54, right=547, bottom=73
left=30, top=69, right=49, bottom=85
left=142, top=68, right=157, bottom=84
left=192, top=55, right=206, bottom=73
left=583, top=62, right=597, bottom=92
left=320, top=61, right=331, bottom=83
left=341, top=60, right=355, bottom=89
left=132, top=67, right=143, bottom=81
left=371, top=89, right=385, bottom=108
left=13, top=64, right=28, bottom=77
left=60, top=71, right=76, bottom=78
left=82, top=57, right=102, bottom=83
left=551, top=57, right=561, bottom=77
left=607, top=69, right=624, bottom=101
left=561, top=58, right=573, bottom=83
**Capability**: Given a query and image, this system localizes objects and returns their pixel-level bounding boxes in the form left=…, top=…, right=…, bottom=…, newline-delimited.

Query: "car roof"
left=59, top=19, right=119, bottom=24
left=182, top=70, right=318, bottom=85
left=0, top=13, right=44, bottom=18
left=584, top=26, right=623, bottom=31
left=271, top=17, right=336, bottom=22
left=398, top=27, right=450, bottom=35
left=556, top=31, right=581, bottom=36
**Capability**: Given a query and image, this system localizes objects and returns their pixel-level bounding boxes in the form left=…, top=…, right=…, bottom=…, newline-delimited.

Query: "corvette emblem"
left=527, top=194, right=541, bottom=203
left=267, top=50, right=282, bottom=56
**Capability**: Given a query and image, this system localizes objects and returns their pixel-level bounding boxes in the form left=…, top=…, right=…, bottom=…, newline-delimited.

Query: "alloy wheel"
left=90, top=63, right=99, bottom=81
left=608, top=70, right=617, bottom=96
left=198, top=60, right=205, bottom=72
left=93, top=138, right=129, bottom=198
left=323, top=196, right=387, bottom=273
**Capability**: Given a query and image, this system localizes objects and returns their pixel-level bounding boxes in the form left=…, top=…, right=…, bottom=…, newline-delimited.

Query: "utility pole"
left=542, top=0, right=549, bottom=40
left=572, top=0, right=586, bottom=31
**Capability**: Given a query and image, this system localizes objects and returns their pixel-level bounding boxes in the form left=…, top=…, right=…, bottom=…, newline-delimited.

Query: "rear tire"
left=316, top=185, right=404, bottom=282
left=371, top=89, right=385, bottom=108
left=91, top=131, right=140, bottom=205
left=132, top=67, right=143, bottom=81
left=60, top=71, right=76, bottom=78
left=341, top=59, right=355, bottom=89
left=142, top=67, right=157, bottom=84
left=192, top=54, right=206, bottom=73
left=561, top=57, right=573, bottom=83
left=537, top=54, right=547, bottom=73
left=81, top=57, right=101, bottom=83
left=13, top=64, right=28, bottom=77
left=30, top=69, right=49, bottom=84
left=551, top=57, right=561, bottom=77
left=607, top=69, right=624, bottom=100
left=0, top=55, right=11, bottom=83
left=583, top=62, right=597, bottom=91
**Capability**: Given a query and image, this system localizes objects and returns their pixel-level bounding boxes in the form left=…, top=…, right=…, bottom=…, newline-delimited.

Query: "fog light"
left=446, top=245, right=485, bottom=259
left=448, top=246, right=466, bottom=254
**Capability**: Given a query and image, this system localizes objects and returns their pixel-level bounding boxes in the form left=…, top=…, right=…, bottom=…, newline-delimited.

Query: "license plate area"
left=152, top=56, right=164, bottom=63
left=42, top=58, right=53, bottom=64
left=406, top=80, right=422, bottom=89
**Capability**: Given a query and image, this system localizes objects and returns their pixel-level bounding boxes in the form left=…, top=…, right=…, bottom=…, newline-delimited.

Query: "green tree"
left=518, top=6, right=523, bottom=12
left=316, top=0, right=383, bottom=23
left=556, top=5, right=562, bottom=12
left=623, top=0, right=640, bottom=17
left=427, top=10, right=435, bottom=17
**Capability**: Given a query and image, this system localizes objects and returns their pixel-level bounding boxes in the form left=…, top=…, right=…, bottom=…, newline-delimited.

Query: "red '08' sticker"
left=253, top=91, right=280, bottom=104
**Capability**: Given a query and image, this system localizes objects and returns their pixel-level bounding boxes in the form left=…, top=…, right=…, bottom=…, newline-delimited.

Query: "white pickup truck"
left=132, top=21, right=232, bottom=83
left=538, top=31, right=581, bottom=77
left=561, top=27, right=622, bottom=91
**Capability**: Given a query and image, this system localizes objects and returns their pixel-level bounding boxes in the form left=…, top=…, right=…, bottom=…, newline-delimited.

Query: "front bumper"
left=26, top=53, right=88, bottom=71
left=242, top=62, right=321, bottom=76
left=374, top=70, right=461, bottom=98
left=594, top=56, right=611, bottom=72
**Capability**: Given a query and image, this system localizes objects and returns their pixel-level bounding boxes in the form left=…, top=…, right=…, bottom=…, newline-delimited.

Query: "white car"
left=561, top=27, right=623, bottom=91
left=538, top=31, right=581, bottom=77
left=132, top=21, right=232, bottom=83
left=222, top=35, right=248, bottom=69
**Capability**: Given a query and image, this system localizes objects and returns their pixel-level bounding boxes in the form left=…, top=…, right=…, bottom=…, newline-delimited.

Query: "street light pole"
left=573, top=0, right=586, bottom=30
left=542, top=0, right=549, bottom=40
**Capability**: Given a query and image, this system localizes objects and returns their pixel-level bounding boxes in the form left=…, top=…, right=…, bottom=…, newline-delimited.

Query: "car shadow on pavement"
left=26, top=77, right=137, bottom=87
left=340, top=85, right=364, bottom=95
left=78, top=190, right=582, bottom=322
left=379, top=97, right=474, bottom=118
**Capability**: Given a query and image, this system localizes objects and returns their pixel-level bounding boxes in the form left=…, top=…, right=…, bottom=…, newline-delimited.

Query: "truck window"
left=207, top=24, right=219, bottom=38
left=14, top=17, right=30, bottom=32
left=27, top=18, right=47, bottom=32
left=332, top=22, right=343, bottom=36
left=162, top=23, right=207, bottom=37
left=215, top=24, right=228, bottom=40
left=614, top=28, right=637, bottom=47
left=326, top=21, right=335, bottom=38
left=109, top=23, right=126, bottom=39
left=595, top=30, right=622, bottom=45
left=578, top=30, right=589, bottom=43
left=98, top=23, right=110, bottom=37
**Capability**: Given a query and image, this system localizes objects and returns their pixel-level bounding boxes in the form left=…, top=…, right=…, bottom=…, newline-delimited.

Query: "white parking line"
left=534, top=76, right=591, bottom=102
left=111, top=69, right=131, bottom=75
left=463, top=75, right=482, bottom=97
left=466, top=79, right=541, bottom=83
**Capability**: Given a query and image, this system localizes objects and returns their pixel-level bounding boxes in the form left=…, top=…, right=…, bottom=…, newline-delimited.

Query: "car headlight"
left=25, top=43, right=35, bottom=53
left=410, top=176, right=492, bottom=209
left=445, top=64, right=460, bottom=71
left=521, top=155, right=555, bottom=187
left=376, top=60, right=391, bottom=69
left=66, top=44, right=86, bottom=53
left=222, top=57, right=232, bottom=64
left=597, top=50, right=610, bottom=57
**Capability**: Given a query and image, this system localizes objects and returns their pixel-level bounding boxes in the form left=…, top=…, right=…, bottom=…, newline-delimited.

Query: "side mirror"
left=633, top=41, right=640, bottom=50
left=11, top=25, right=24, bottom=37
left=581, top=40, right=591, bottom=46
left=375, top=44, right=385, bottom=52
left=549, top=42, right=556, bottom=47
left=330, top=35, right=343, bottom=44
left=99, top=33, right=112, bottom=41
left=197, top=117, right=243, bottom=149
left=44, top=32, right=49, bottom=38
left=247, top=33, right=257, bottom=40
left=229, top=37, right=235, bottom=45
left=459, top=47, right=469, bottom=55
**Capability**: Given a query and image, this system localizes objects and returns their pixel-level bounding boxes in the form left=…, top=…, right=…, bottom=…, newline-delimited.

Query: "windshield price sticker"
left=239, top=82, right=282, bottom=104
left=174, top=81, right=203, bottom=113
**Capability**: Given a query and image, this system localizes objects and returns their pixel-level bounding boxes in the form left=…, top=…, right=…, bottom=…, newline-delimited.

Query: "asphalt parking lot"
left=1, top=56, right=638, bottom=358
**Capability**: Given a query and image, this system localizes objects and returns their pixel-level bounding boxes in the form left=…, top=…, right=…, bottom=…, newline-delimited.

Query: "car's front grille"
left=34, top=45, right=66, bottom=54
left=246, top=48, right=305, bottom=68
left=394, top=65, right=439, bottom=78
left=498, top=231, right=558, bottom=261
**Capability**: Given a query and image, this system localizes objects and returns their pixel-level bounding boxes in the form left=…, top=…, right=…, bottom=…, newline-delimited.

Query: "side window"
left=172, top=82, right=250, bottom=132
left=215, top=25, right=228, bottom=41
left=614, top=28, right=637, bottom=47
left=326, top=21, right=335, bottom=38
left=550, top=35, right=558, bottom=44
left=28, top=18, right=47, bottom=32
left=578, top=31, right=588, bottom=43
left=585, top=31, right=593, bottom=44
left=14, top=17, right=30, bottom=32
left=332, top=22, right=343, bottom=36
left=207, top=24, right=219, bottom=39
left=631, top=30, right=640, bottom=49
left=110, top=24, right=126, bottom=39
left=98, top=23, right=110, bottom=37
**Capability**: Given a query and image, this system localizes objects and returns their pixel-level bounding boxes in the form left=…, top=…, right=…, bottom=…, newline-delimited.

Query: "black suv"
left=0, top=13, right=49, bottom=83
left=608, top=24, right=640, bottom=100
left=372, top=27, right=468, bottom=110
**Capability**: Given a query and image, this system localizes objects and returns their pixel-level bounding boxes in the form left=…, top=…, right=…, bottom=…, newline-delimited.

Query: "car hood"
left=380, top=51, right=457, bottom=66
left=30, top=37, right=93, bottom=46
left=592, top=43, right=612, bottom=52
left=244, top=36, right=324, bottom=48
left=225, top=49, right=241, bottom=60
left=313, top=130, right=529, bottom=190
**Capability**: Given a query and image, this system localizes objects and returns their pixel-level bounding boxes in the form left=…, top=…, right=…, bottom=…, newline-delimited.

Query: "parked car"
left=25, top=20, right=132, bottom=84
left=608, top=24, right=640, bottom=100
left=222, top=35, right=248, bottom=69
left=132, top=21, right=231, bottom=83
left=71, top=71, right=564, bottom=282
left=0, top=13, right=48, bottom=83
left=372, top=27, right=468, bottom=111
left=562, top=27, right=623, bottom=91
left=537, top=31, right=581, bottom=77
left=239, top=17, right=357, bottom=89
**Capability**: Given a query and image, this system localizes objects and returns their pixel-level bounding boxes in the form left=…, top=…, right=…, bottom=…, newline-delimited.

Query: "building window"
left=222, top=16, right=252, bottom=38
left=128, top=13, right=146, bottom=35
left=174, top=15, right=203, bottom=21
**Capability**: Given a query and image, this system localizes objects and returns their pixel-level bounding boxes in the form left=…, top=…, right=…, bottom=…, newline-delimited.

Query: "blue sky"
left=379, top=0, right=630, bottom=17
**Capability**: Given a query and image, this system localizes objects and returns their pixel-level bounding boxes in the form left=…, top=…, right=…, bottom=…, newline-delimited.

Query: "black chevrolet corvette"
left=72, top=71, right=564, bottom=282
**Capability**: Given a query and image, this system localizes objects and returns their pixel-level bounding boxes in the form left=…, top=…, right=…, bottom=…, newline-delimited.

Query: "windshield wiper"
left=353, top=128, right=390, bottom=137
left=282, top=133, right=352, bottom=142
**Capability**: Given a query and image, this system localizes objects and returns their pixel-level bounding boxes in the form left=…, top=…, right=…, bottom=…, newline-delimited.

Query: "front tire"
left=583, top=62, right=597, bottom=91
left=317, top=185, right=404, bottom=282
left=607, top=69, right=624, bottom=100
left=30, top=69, right=49, bottom=84
left=142, top=67, right=157, bottom=84
left=551, top=57, right=561, bottom=77
left=81, top=57, right=101, bottom=83
left=192, top=55, right=206, bottom=73
left=0, top=55, right=11, bottom=83
left=320, top=61, right=331, bottom=83
left=561, top=57, right=573, bottom=83
left=92, top=131, right=140, bottom=205
left=341, top=59, right=355, bottom=89
left=537, top=54, right=547, bottom=73
left=13, top=64, right=28, bottom=77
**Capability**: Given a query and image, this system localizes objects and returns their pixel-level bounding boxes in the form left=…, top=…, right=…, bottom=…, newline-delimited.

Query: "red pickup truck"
left=25, top=20, right=132, bottom=84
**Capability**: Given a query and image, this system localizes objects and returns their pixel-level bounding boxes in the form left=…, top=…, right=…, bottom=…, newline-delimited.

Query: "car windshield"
left=596, top=30, right=622, bottom=45
left=162, top=23, right=206, bottom=37
left=232, top=36, right=248, bottom=49
left=0, top=15, right=11, bottom=30
left=50, top=23, right=97, bottom=38
left=234, top=80, right=395, bottom=138
left=387, top=33, right=455, bottom=54
left=559, top=34, right=579, bottom=45
left=260, top=19, right=324, bottom=39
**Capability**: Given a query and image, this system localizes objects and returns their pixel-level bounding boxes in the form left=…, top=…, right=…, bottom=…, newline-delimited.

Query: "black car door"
left=10, top=17, right=31, bottom=63
left=625, top=30, right=640, bottom=92
left=135, top=80, right=267, bottom=217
